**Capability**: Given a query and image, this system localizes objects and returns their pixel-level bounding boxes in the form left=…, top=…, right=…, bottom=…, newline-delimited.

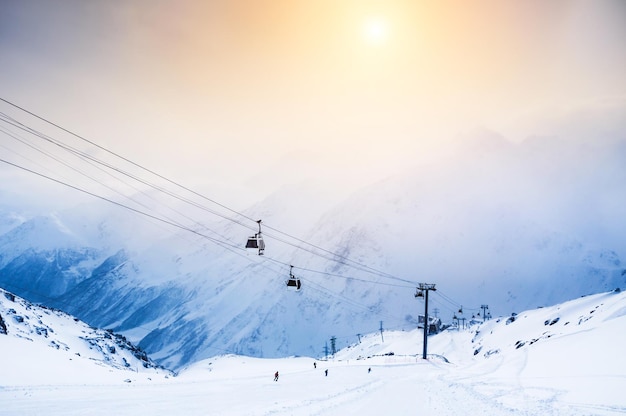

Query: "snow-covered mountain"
left=0, top=287, right=172, bottom=385
left=1, top=288, right=624, bottom=415
left=0, top=133, right=624, bottom=370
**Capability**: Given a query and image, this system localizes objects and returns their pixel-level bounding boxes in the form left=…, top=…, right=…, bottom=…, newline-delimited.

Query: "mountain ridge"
left=0, top=287, right=172, bottom=384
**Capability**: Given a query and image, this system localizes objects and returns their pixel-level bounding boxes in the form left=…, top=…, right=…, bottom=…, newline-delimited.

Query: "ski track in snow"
left=1, top=360, right=605, bottom=416
left=1, top=357, right=625, bottom=416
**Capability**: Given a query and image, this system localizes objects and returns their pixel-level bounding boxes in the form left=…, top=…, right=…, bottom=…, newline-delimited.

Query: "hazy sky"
left=1, top=0, right=625, bottom=207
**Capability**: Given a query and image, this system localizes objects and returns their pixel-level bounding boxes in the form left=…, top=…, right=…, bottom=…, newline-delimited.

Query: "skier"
left=274, top=371, right=279, bottom=381
left=325, top=369, right=328, bottom=377
left=368, top=367, right=371, bottom=373
left=313, top=362, right=316, bottom=369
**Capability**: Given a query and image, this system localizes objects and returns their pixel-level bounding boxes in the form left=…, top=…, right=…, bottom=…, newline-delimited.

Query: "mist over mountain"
left=0, top=130, right=624, bottom=370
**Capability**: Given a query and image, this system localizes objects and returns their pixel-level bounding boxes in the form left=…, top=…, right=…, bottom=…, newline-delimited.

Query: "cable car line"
left=0, top=152, right=429, bottom=344
left=0, top=158, right=247, bottom=257
left=1, top=114, right=270, bottom=261
left=293, top=264, right=413, bottom=288
left=1, top=102, right=453, bottom=347
left=433, top=290, right=461, bottom=308
left=0, top=146, right=408, bottom=315
left=0, top=97, right=416, bottom=287
left=0, top=97, right=260, bottom=227
left=256, top=255, right=413, bottom=289
left=4, top=114, right=379, bottom=280
left=2, top=102, right=384, bottom=276
left=433, top=289, right=481, bottom=315
left=1, top=112, right=260, bottom=235
left=2, top=122, right=153, bottom=205
left=1, top=97, right=413, bottom=283
left=252, top=225, right=414, bottom=284
left=259, top=220, right=412, bottom=283
left=1, top=120, right=246, bottom=253
left=0, top=155, right=414, bottom=298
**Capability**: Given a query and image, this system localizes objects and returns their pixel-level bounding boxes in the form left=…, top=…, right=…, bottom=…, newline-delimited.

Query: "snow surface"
left=1, top=288, right=625, bottom=415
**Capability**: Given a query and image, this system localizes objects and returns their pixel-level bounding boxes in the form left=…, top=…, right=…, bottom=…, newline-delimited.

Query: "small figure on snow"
left=313, top=362, right=317, bottom=369
left=368, top=367, right=371, bottom=373
left=274, top=371, right=279, bottom=381
left=324, top=369, right=328, bottom=377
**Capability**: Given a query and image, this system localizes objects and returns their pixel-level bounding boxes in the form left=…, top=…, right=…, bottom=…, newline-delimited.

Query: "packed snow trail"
left=0, top=358, right=592, bottom=416
left=3, top=359, right=624, bottom=416
left=0, top=359, right=493, bottom=416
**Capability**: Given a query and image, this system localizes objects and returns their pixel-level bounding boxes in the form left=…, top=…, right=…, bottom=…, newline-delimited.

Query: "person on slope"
left=274, top=371, right=279, bottom=381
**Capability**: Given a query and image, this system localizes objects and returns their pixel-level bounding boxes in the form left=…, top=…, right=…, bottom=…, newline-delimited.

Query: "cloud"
left=1, top=0, right=625, bottom=208
left=513, top=96, right=626, bottom=144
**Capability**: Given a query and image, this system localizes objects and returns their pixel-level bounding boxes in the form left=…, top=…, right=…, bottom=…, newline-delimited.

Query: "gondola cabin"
left=286, top=277, right=301, bottom=290
left=246, top=219, right=265, bottom=255
left=245, top=234, right=265, bottom=253
left=286, top=265, right=301, bottom=291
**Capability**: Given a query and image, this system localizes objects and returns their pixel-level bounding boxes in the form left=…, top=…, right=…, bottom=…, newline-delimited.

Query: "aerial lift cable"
left=0, top=122, right=243, bottom=249
left=0, top=158, right=245, bottom=256
left=0, top=97, right=415, bottom=285
left=0, top=155, right=412, bottom=294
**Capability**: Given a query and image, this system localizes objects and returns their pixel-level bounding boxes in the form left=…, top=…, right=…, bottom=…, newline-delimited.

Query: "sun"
left=363, top=18, right=389, bottom=45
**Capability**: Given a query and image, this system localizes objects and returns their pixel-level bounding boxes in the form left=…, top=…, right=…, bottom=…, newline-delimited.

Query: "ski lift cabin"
left=246, top=220, right=265, bottom=255
left=286, top=265, right=301, bottom=290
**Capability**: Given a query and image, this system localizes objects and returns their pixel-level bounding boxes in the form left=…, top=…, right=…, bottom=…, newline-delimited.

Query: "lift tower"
left=415, top=283, right=437, bottom=359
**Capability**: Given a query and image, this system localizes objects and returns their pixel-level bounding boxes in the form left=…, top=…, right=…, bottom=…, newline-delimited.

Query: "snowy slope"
left=0, top=289, right=624, bottom=415
left=0, top=288, right=172, bottom=386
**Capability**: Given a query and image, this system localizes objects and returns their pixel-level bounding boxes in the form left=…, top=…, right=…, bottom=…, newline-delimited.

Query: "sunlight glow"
left=363, top=18, right=389, bottom=45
